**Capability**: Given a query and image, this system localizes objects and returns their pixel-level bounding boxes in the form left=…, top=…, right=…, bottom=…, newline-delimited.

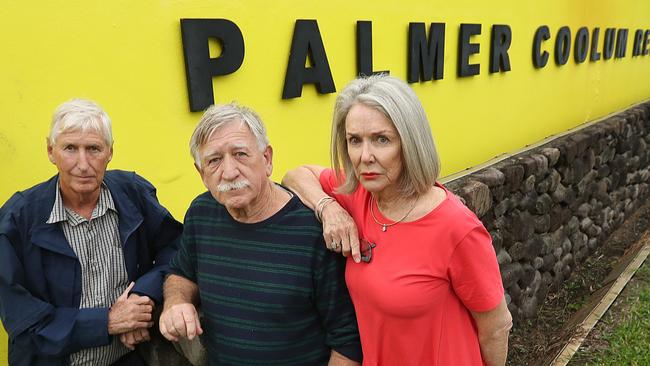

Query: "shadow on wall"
left=445, top=101, right=650, bottom=322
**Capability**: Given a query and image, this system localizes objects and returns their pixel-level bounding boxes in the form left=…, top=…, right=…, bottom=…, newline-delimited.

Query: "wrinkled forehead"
left=54, top=128, right=109, bottom=144
left=199, top=121, right=254, bottom=153
left=209, top=120, right=257, bottom=143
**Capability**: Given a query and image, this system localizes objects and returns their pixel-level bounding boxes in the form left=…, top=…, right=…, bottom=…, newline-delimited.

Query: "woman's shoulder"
left=434, top=183, right=486, bottom=233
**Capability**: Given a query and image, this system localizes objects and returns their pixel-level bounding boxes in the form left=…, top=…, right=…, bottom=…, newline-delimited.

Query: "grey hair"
left=48, top=98, right=113, bottom=146
left=331, top=74, right=441, bottom=197
left=190, top=103, right=269, bottom=168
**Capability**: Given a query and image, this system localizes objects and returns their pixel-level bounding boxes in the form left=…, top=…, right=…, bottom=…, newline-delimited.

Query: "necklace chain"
left=369, top=195, right=418, bottom=232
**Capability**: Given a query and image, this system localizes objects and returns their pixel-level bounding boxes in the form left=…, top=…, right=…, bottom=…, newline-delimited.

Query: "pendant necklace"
left=369, top=195, right=418, bottom=232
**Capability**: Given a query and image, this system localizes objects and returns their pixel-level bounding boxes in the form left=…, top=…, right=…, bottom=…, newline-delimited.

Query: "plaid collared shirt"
left=47, top=183, right=130, bottom=366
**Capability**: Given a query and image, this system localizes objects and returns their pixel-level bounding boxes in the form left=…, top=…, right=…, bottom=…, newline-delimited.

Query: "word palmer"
left=179, top=19, right=650, bottom=112
left=179, top=19, right=512, bottom=111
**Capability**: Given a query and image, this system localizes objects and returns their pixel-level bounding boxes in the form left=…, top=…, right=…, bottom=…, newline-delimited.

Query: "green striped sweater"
left=169, top=190, right=362, bottom=365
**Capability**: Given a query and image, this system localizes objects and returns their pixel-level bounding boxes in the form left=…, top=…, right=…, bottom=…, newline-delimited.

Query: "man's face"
left=47, top=129, right=112, bottom=200
left=196, top=121, right=272, bottom=211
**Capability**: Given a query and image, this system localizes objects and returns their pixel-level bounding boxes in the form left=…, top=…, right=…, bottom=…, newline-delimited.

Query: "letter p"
left=181, top=19, right=245, bottom=111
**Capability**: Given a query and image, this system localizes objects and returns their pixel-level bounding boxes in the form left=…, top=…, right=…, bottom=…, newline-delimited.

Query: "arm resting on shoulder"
left=283, top=166, right=362, bottom=262
left=470, top=297, right=513, bottom=366
left=282, top=165, right=327, bottom=209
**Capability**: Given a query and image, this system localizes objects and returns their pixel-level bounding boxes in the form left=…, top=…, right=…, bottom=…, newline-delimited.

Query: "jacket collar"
left=103, top=172, right=143, bottom=247
left=31, top=176, right=76, bottom=258
left=30, top=172, right=143, bottom=257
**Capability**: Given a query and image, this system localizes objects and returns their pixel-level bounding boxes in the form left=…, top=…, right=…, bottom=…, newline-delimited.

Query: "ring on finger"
left=331, top=240, right=339, bottom=249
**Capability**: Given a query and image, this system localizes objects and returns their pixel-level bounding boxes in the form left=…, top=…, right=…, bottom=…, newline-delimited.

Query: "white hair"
left=48, top=98, right=113, bottom=146
left=331, top=74, right=441, bottom=197
left=190, top=103, right=269, bottom=168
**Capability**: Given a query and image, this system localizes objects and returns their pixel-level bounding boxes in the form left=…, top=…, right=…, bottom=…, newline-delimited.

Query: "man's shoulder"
left=273, top=196, right=324, bottom=240
left=104, top=170, right=147, bottom=187
left=186, top=191, right=221, bottom=216
left=282, top=196, right=321, bottom=226
left=1, top=176, right=57, bottom=216
left=104, top=170, right=158, bottom=199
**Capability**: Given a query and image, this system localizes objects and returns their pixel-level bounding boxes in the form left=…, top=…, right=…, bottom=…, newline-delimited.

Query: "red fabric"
left=320, top=169, right=504, bottom=366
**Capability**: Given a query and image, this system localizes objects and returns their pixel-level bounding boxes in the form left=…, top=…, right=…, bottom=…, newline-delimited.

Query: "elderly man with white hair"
left=159, top=103, right=362, bottom=366
left=0, top=99, right=182, bottom=366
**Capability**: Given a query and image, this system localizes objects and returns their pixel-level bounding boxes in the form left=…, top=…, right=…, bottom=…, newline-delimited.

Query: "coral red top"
left=320, top=169, right=504, bottom=366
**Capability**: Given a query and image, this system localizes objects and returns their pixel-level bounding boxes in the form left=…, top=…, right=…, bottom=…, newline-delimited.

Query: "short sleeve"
left=319, top=169, right=353, bottom=212
left=448, top=226, right=504, bottom=312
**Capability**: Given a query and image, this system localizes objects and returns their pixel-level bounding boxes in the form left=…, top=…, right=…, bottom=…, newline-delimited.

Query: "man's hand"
left=328, top=350, right=360, bottom=366
left=159, top=303, right=203, bottom=342
left=108, top=282, right=154, bottom=335
left=119, top=328, right=150, bottom=350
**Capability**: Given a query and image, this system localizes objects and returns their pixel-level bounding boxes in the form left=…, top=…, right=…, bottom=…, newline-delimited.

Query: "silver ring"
left=331, top=241, right=339, bottom=249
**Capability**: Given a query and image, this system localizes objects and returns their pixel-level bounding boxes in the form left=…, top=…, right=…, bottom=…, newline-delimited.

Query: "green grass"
left=582, top=264, right=650, bottom=365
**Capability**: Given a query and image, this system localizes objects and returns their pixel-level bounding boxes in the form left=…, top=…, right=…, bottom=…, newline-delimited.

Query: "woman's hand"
left=321, top=201, right=361, bottom=263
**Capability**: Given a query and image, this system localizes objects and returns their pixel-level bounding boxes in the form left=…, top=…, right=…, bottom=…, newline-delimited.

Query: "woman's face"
left=345, top=103, right=403, bottom=196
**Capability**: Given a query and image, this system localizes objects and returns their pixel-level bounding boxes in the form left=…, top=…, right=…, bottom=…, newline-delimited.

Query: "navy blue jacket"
left=0, top=170, right=182, bottom=366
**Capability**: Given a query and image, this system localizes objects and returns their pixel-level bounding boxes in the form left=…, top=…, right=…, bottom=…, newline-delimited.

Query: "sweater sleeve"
left=168, top=202, right=198, bottom=283
left=312, top=237, right=363, bottom=362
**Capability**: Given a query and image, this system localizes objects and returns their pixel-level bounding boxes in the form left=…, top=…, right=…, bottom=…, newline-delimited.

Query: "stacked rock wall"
left=446, top=101, right=650, bottom=321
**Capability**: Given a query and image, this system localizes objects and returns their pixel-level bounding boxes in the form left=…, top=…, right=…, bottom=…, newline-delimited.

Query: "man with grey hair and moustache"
left=159, top=103, right=362, bottom=365
left=0, top=99, right=182, bottom=366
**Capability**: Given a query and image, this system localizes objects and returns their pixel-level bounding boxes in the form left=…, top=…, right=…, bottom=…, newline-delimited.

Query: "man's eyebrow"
left=231, top=142, right=249, bottom=150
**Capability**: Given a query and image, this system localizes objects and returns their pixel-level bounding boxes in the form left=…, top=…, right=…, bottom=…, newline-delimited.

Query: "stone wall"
left=446, top=101, right=650, bottom=321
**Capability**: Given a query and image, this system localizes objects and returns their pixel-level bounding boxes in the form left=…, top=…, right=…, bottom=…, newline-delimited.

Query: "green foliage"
left=582, top=264, right=650, bottom=365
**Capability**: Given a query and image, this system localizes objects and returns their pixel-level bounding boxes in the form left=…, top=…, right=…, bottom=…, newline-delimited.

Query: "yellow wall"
left=2, top=0, right=650, bottom=216
left=1, top=0, right=650, bottom=360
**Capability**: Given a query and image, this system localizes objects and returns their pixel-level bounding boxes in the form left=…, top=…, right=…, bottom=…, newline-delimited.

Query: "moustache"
left=217, top=180, right=250, bottom=192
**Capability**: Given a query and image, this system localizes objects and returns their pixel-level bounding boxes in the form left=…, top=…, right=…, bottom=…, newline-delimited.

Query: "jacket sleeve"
left=0, top=195, right=111, bottom=356
left=312, top=237, right=363, bottom=363
left=129, top=174, right=182, bottom=303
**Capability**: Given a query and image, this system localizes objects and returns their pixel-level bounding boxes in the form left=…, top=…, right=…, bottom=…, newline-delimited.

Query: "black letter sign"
left=555, top=26, right=571, bottom=66
left=458, top=23, right=481, bottom=77
left=533, top=26, right=551, bottom=68
left=408, top=22, right=445, bottom=82
left=615, top=29, right=628, bottom=58
left=590, top=28, right=601, bottom=61
left=489, top=24, right=512, bottom=73
left=603, top=28, right=616, bottom=60
left=574, top=27, right=589, bottom=63
left=357, top=21, right=389, bottom=77
left=282, top=20, right=336, bottom=99
left=181, top=19, right=245, bottom=112
left=633, top=29, right=643, bottom=56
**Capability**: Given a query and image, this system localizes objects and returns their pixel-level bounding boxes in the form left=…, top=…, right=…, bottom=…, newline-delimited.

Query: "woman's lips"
left=361, top=173, right=380, bottom=180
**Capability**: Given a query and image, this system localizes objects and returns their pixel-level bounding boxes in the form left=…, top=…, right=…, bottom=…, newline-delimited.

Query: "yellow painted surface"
left=0, top=330, right=5, bottom=364
left=1, top=0, right=650, bottom=361
left=2, top=0, right=650, bottom=215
